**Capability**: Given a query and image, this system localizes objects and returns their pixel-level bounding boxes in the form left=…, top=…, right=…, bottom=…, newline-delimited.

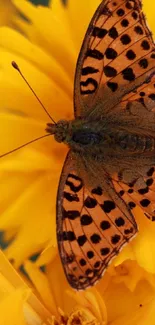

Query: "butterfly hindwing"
left=74, top=0, right=155, bottom=118
left=57, top=152, right=137, bottom=290
left=115, top=166, right=155, bottom=221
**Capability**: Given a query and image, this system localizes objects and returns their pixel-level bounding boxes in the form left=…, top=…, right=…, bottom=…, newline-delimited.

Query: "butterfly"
left=46, top=0, right=155, bottom=290
left=12, top=0, right=155, bottom=290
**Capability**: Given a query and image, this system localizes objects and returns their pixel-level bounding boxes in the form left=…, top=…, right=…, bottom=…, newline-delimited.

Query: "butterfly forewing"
left=57, top=152, right=137, bottom=290
left=74, top=0, right=155, bottom=118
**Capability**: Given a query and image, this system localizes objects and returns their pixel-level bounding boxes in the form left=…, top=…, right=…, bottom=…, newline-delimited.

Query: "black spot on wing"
left=77, top=235, right=87, bottom=246
left=84, top=196, right=97, bottom=208
left=91, top=187, right=103, bottom=195
left=126, top=49, right=136, bottom=60
left=100, top=247, right=110, bottom=255
left=115, top=217, right=125, bottom=227
left=126, top=1, right=133, bottom=9
left=124, top=227, right=134, bottom=235
left=148, top=94, right=155, bottom=101
left=92, top=27, right=108, bottom=38
left=139, top=58, right=148, bottom=69
left=141, top=40, right=150, bottom=50
left=94, top=261, right=101, bottom=268
left=86, top=49, right=104, bottom=60
left=58, top=231, right=76, bottom=242
left=147, top=167, right=154, bottom=176
left=146, top=178, right=153, bottom=186
left=138, top=187, right=149, bottom=194
left=87, top=251, right=94, bottom=259
left=64, top=192, right=79, bottom=202
left=81, top=66, right=99, bottom=76
left=79, top=258, right=87, bottom=266
left=101, top=200, right=116, bottom=213
left=128, top=188, right=134, bottom=194
left=134, top=25, right=144, bottom=35
left=104, top=66, right=117, bottom=77
left=80, top=214, right=93, bottom=226
left=100, top=220, right=111, bottom=230
left=121, top=19, right=129, bottom=27
left=80, top=78, right=98, bottom=95
left=90, top=233, right=101, bottom=244
left=111, top=234, right=121, bottom=244
left=108, top=26, right=118, bottom=39
left=122, top=67, right=135, bottom=81
left=120, top=34, right=131, bottom=45
left=66, top=174, right=83, bottom=193
left=62, top=253, right=75, bottom=265
left=128, top=201, right=136, bottom=209
left=63, top=209, right=80, bottom=220
left=107, top=81, right=118, bottom=92
left=132, top=11, right=138, bottom=20
left=117, top=8, right=125, bottom=16
left=119, top=190, right=125, bottom=197
left=140, top=199, right=150, bottom=207
left=105, top=48, right=117, bottom=60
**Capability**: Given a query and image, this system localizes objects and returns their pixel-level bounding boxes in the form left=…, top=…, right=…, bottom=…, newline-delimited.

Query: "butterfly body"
left=49, top=0, right=155, bottom=290
left=47, top=116, right=155, bottom=151
left=47, top=117, right=155, bottom=179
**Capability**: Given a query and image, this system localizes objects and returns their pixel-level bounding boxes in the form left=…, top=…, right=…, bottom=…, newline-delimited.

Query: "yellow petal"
left=109, top=260, right=155, bottom=292
left=0, top=113, right=44, bottom=155
left=98, top=275, right=155, bottom=325
left=3, top=171, right=58, bottom=266
left=0, top=250, right=52, bottom=324
left=0, top=287, right=29, bottom=325
left=143, top=0, right=155, bottom=36
left=0, top=0, right=16, bottom=27
left=67, top=0, right=100, bottom=51
left=24, top=260, right=58, bottom=316
left=13, top=0, right=77, bottom=80
left=0, top=26, right=72, bottom=97
left=36, top=245, right=57, bottom=266
left=0, top=47, right=72, bottom=123
left=0, top=148, right=54, bottom=172
left=111, top=296, right=155, bottom=325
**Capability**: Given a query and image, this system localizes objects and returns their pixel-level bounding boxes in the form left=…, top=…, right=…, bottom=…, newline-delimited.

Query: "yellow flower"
left=0, top=0, right=155, bottom=324
left=0, top=249, right=155, bottom=325
left=0, top=0, right=16, bottom=26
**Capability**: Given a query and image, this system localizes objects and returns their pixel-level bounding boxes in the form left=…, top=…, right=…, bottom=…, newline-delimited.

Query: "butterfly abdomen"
left=68, top=121, right=155, bottom=155
left=116, top=132, right=155, bottom=153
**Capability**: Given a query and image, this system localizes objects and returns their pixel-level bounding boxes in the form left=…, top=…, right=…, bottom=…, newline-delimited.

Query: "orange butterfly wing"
left=57, top=152, right=137, bottom=290
left=74, top=0, right=155, bottom=118
left=115, top=166, right=155, bottom=221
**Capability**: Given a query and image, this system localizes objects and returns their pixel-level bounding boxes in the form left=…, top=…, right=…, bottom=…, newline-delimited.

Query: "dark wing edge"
left=73, top=0, right=108, bottom=117
left=56, top=150, right=75, bottom=283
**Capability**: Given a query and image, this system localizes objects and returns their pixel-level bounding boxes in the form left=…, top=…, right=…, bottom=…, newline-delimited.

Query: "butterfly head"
left=46, top=119, right=105, bottom=151
left=46, top=120, right=70, bottom=143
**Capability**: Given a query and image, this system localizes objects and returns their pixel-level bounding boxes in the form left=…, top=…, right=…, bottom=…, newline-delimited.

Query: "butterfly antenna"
left=11, top=61, right=56, bottom=125
left=0, top=133, right=51, bottom=159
